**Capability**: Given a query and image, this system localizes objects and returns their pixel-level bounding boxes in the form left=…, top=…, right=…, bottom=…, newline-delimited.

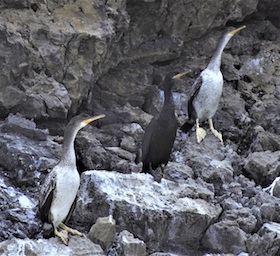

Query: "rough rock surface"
left=74, top=170, right=222, bottom=254
left=89, top=215, right=116, bottom=251
left=0, top=0, right=279, bottom=255
left=0, top=236, right=105, bottom=256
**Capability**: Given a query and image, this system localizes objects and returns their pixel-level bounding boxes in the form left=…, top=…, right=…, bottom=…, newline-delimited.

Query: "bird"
left=181, top=25, right=246, bottom=144
left=142, top=71, right=189, bottom=182
left=39, top=113, right=105, bottom=245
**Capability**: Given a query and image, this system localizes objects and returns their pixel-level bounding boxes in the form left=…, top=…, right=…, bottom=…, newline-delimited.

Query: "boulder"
left=202, top=220, right=247, bottom=254
left=74, top=170, right=222, bottom=255
left=0, top=236, right=105, bottom=256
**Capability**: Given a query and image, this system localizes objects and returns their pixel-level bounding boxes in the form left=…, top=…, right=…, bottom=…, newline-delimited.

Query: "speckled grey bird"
left=39, top=113, right=105, bottom=245
left=181, top=25, right=246, bottom=143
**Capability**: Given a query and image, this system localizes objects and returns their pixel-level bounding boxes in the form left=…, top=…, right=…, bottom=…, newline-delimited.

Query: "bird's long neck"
left=162, top=85, right=175, bottom=114
left=207, top=34, right=231, bottom=72
left=60, top=126, right=79, bottom=166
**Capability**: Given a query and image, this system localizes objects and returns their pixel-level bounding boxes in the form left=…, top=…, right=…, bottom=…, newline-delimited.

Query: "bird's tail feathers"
left=142, top=162, right=150, bottom=173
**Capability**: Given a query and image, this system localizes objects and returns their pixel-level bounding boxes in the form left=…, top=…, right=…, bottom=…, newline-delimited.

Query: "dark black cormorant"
left=39, top=113, right=105, bottom=245
left=181, top=25, right=246, bottom=143
left=142, top=71, right=189, bottom=181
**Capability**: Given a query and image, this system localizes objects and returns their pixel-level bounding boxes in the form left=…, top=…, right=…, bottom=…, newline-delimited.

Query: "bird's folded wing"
left=189, top=75, right=203, bottom=100
left=39, top=170, right=57, bottom=222
left=142, top=117, right=157, bottom=163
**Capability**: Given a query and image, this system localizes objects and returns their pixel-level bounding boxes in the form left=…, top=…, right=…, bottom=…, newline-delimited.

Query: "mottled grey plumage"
left=39, top=113, right=105, bottom=244
left=181, top=25, right=246, bottom=143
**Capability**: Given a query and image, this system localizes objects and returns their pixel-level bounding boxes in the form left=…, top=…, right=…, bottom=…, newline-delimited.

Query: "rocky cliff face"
left=0, top=0, right=280, bottom=255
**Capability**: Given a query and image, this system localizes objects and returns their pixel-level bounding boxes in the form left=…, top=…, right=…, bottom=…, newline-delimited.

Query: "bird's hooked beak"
left=83, top=114, right=105, bottom=125
left=229, top=25, right=246, bottom=35
left=172, top=71, right=191, bottom=80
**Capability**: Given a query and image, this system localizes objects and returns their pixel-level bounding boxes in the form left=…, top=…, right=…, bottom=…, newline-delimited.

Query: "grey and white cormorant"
left=142, top=71, right=189, bottom=181
left=39, top=113, right=105, bottom=245
left=181, top=25, right=246, bottom=143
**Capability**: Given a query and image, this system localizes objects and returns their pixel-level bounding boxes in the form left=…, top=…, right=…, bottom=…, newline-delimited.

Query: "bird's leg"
left=149, top=166, right=163, bottom=183
left=196, top=118, right=206, bottom=143
left=54, top=227, right=69, bottom=245
left=59, top=223, right=83, bottom=236
left=208, top=118, right=223, bottom=143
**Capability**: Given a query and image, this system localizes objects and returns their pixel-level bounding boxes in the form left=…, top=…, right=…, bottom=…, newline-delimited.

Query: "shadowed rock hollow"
left=0, top=0, right=280, bottom=255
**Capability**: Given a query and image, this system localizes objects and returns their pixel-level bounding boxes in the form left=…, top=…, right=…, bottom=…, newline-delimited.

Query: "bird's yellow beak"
left=83, top=114, right=105, bottom=124
left=173, top=71, right=191, bottom=79
left=229, top=25, right=246, bottom=35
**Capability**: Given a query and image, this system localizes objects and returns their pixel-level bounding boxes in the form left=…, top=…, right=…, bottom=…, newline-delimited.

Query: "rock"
left=89, top=215, right=116, bottom=250
left=0, top=236, right=105, bottom=256
left=125, top=0, right=257, bottom=62
left=163, top=162, right=194, bottom=181
left=150, top=253, right=180, bottom=256
left=0, top=176, right=39, bottom=240
left=117, top=230, right=146, bottom=256
left=121, top=123, right=145, bottom=136
left=74, top=170, right=222, bottom=255
left=244, top=151, right=280, bottom=185
left=221, top=208, right=258, bottom=233
left=263, top=177, right=280, bottom=198
left=2, top=113, right=48, bottom=141
left=202, top=220, right=247, bottom=254
left=0, top=0, right=129, bottom=118
left=247, top=222, right=280, bottom=256
left=0, top=115, right=60, bottom=187
left=0, top=0, right=280, bottom=255
left=120, top=135, right=137, bottom=153
left=105, top=147, right=136, bottom=162
left=250, top=129, right=280, bottom=152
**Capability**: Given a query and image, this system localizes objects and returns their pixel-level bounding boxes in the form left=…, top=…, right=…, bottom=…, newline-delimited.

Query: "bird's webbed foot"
left=195, top=118, right=206, bottom=143
left=54, top=228, right=69, bottom=245
left=208, top=118, right=223, bottom=144
left=151, top=169, right=163, bottom=183
left=196, top=126, right=207, bottom=143
left=212, top=129, right=223, bottom=144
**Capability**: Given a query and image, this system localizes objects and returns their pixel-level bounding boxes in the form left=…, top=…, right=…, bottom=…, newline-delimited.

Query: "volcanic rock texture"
left=0, top=0, right=280, bottom=255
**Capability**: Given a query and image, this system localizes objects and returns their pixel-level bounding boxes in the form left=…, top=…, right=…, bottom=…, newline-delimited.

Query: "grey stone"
left=221, top=208, right=258, bottom=233
left=2, top=113, right=48, bottom=141
left=163, top=162, right=194, bottom=181
left=0, top=236, right=105, bottom=256
left=120, top=135, right=137, bottom=153
left=74, top=170, right=222, bottom=254
left=118, top=230, right=146, bottom=256
left=247, top=222, right=280, bottom=256
left=0, top=0, right=279, bottom=255
left=244, top=151, right=280, bottom=184
left=202, top=220, right=247, bottom=254
left=105, top=147, right=136, bottom=162
left=89, top=215, right=116, bottom=250
left=250, top=130, right=280, bottom=152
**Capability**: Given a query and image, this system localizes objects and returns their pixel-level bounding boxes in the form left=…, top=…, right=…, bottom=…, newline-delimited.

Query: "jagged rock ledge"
left=74, top=170, right=222, bottom=254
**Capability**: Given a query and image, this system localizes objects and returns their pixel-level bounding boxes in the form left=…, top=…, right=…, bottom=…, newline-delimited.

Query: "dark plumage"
left=39, top=113, right=105, bottom=244
left=142, top=71, right=189, bottom=181
left=181, top=25, right=246, bottom=143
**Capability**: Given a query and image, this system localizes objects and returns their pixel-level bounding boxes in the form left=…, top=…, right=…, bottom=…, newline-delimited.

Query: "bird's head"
left=164, top=70, right=190, bottom=83
left=68, top=113, right=105, bottom=131
left=163, top=70, right=191, bottom=92
left=172, top=71, right=191, bottom=80
left=225, top=25, right=246, bottom=40
left=80, top=114, right=105, bottom=129
left=229, top=25, right=246, bottom=36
